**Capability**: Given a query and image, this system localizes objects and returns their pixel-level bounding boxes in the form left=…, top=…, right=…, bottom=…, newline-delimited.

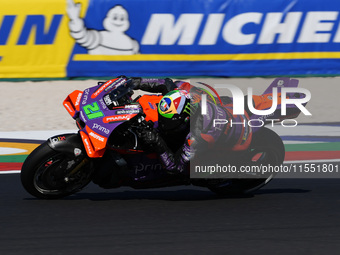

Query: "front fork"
left=64, top=158, right=89, bottom=183
left=47, top=133, right=93, bottom=182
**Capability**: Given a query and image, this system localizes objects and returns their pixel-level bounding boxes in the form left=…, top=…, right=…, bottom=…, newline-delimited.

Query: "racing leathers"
left=132, top=77, right=253, bottom=176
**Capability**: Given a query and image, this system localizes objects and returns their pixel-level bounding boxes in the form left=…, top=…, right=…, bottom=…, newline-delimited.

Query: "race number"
left=83, top=102, right=104, bottom=120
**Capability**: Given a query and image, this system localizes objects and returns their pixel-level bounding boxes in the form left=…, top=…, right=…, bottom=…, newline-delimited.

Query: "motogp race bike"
left=21, top=77, right=305, bottom=199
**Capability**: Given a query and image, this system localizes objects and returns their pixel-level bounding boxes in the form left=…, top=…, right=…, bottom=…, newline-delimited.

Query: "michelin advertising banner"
left=1, top=0, right=340, bottom=78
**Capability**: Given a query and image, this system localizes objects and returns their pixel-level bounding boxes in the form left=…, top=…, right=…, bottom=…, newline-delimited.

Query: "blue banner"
left=1, top=0, right=336, bottom=78
left=2, top=0, right=340, bottom=78
left=65, top=0, right=340, bottom=77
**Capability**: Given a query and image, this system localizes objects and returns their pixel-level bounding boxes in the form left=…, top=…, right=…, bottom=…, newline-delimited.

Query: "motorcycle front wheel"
left=21, top=141, right=94, bottom=199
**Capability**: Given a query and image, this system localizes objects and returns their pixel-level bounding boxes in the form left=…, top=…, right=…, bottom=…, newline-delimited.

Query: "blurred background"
left=1, top=2, right=340, bottom=254
left=1, top=0, right=340, bottom=129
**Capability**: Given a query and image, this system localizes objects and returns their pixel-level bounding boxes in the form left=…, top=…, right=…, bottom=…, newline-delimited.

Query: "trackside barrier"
left=1, top=0, right=340, bottom=78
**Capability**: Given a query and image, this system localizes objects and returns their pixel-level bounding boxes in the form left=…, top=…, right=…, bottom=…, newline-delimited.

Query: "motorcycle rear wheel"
left=208, top=127, right=285, bottom=195
left=21, top=142, right=93, bottom=199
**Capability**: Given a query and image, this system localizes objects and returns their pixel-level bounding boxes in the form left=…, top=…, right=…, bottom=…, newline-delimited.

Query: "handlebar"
left=103, top=79, right=135, bottom=109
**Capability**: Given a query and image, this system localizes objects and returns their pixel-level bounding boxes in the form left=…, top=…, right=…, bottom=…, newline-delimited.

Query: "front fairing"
left=64, top=79, right=142, bottom=157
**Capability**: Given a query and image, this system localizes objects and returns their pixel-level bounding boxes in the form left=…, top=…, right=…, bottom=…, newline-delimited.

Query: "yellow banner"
left=0, top=0, right=88, bottom=78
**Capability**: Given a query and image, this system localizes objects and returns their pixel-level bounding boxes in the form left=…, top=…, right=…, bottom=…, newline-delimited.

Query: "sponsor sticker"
left=89, top=131, right=105, bottom=142
left=91, top=79, right=115, bottom=98
left=103, top=114, right=137, bottom=123
left=116, top=109, right=140, bottom=115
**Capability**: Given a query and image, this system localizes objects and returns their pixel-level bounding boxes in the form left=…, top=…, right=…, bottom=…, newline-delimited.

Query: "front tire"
left=21, top=141, right=93, bottom=199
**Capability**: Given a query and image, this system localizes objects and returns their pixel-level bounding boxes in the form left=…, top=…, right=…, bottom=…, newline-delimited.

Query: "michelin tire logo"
left=67, top=0, right=139, bottom=55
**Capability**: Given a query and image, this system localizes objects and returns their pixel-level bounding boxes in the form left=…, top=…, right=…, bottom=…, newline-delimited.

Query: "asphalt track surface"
left=1, top=173, right=340, bottom=255
left=1, top=77, right=339, bottom=254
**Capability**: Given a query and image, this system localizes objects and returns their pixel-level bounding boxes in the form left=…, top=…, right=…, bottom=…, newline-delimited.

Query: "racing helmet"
left=157, top=89, right=191, bottom=133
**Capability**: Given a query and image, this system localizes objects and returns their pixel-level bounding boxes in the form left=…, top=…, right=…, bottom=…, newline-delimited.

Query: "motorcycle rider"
left=128, top=77, right=253, bottom=176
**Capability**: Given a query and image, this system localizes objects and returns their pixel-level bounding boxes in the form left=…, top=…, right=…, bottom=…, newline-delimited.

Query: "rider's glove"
left=129, top=77, right=142, bottom=89
left=139, top=127, right=158, bottom=152
left=140, top=129, right=159, bottom=144
left=138, top=127, right=168, bottom=153
left=131, top=78, right=177, bottom=95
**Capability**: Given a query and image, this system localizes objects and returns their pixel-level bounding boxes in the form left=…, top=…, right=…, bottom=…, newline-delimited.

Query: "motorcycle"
left=20, top=77, right=305, bottom=199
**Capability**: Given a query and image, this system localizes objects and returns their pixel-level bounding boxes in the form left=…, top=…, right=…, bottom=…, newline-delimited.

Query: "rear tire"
left=21, top=142, right=93, bottom=199
left=208, top=127, right=285, bottom=195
